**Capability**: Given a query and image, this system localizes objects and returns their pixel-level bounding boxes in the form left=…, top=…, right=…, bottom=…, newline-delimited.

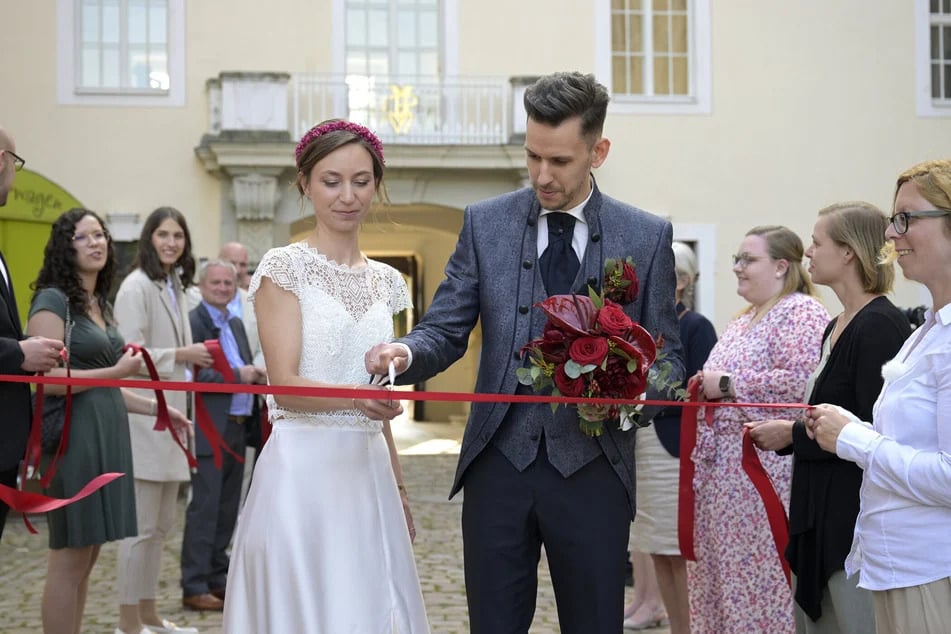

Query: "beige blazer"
left=114, top=268, right=192, bottom=482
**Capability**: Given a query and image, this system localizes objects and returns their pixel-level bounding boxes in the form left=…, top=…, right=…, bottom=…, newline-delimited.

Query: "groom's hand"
left=365, top=343, right=410, bottom=377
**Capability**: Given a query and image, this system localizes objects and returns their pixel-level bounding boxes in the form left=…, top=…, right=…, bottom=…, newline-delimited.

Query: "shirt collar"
left=201, top=300, right=230, bottom=324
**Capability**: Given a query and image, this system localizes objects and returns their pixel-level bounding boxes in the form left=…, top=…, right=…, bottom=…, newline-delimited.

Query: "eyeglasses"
left=889, top=209, right=951, bottom=235
left=72, top=231, right=108, bottom=246
left=3, top=150, right=25, bottom=172
left=731, top=253, right=766, bottom=269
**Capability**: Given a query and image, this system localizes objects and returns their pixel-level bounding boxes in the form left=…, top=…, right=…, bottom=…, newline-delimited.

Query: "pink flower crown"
left=294, top=120, right=385, bottom=166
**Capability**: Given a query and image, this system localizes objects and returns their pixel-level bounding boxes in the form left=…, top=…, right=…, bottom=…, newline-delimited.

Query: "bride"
left=223, top=120, right=430, bottom=633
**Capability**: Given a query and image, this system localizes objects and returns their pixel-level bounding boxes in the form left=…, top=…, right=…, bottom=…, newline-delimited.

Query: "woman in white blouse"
left=808, top=159, right=951, bottom=634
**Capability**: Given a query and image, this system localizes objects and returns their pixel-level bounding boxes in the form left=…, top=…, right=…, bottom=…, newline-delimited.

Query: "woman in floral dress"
left=688, top=225, right=828, bottom=633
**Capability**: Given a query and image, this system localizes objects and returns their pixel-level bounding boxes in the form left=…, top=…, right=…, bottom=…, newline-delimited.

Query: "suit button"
left=591, top=233, right=601, bottom=242
left=610, top=455, right=620, bottom=465
left=519, top=305, right=529, bottom=314
left=513, top=350, right=521, bottom=360
left=587, top=276, right=598, bottom=287
left=530, top=433, right=540, bottom=441
left=523, top=259, right=533, bottom=269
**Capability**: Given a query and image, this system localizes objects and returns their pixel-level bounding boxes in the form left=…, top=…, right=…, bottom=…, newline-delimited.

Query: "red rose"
left=618, top=261, right=639, bottom=304
left=569, top=336, right=609, bottom=366
left=553, top=364, right=585, bottom=396
left=597, top=303, right=633, bottom=336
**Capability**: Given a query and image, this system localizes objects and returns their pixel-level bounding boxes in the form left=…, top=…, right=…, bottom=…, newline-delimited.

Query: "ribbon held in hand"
left=193, top=339, right=245, bottom=469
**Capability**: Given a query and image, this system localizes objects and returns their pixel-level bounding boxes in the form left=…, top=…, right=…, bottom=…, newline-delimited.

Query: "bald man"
left=219, top=242, right=250, bottom=291
left=0, top=127, right=64, bottom=538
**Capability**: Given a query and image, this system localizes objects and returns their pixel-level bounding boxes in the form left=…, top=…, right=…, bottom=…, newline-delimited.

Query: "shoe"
left=146, top=619, right=199, bottom=633
left=623, top=609, right=669, bottom=630
left=209, top=586, right=226, bottom=601
left=182, top=592, right=224, bottom=611
left=114, top=628, right=156, bottom=634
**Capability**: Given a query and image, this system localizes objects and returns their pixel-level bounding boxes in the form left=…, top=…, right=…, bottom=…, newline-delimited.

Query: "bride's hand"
left=352, top=384, right=403, bottom=421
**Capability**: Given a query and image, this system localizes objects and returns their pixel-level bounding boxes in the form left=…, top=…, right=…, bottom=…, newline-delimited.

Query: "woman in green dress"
left=27, top=208, right=190, bottom=634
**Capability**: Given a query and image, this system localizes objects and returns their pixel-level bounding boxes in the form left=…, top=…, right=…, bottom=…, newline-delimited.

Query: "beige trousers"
left=872, top=576, right=951, bottom=634
left=117, top=479, right=180, bottom=604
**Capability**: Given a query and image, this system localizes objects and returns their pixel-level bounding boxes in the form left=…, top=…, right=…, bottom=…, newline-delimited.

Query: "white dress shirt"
left=836, top=302, right=951, bottom=590
left=536, top=187, right=593, bottom=261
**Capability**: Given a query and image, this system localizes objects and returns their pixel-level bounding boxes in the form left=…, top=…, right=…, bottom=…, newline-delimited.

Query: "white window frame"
left=916, top=0, right=951, bottom=117
left=331, top=0, right=458, bottom=77
left=594, top=0, right=711, bottom=115
left=57, top=0, right=185, bottom=107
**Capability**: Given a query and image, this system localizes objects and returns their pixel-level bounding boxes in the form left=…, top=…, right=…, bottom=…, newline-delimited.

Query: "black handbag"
left=34, top=296, right=73, bottom=455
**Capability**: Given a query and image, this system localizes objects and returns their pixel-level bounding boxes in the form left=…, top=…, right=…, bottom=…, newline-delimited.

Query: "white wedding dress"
left=223, top=243, right=430, bottom=634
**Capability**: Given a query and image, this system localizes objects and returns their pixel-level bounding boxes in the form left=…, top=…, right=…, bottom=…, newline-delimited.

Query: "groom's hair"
left=523, top=72, right=610, bottom=143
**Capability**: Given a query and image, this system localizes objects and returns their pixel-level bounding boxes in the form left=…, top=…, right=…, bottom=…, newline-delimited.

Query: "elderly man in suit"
left=367, top=72, right=683, bottom=633
left=0, top=127, right=63, bottom=539
left=181, top=259, right=263, bottom=611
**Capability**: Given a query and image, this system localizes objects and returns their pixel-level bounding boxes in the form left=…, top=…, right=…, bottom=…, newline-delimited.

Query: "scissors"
left=368, top=360, right=398, bottom=407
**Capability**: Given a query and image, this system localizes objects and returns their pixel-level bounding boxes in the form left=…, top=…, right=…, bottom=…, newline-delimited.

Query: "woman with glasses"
left=686, top=226, right=828, bottom=634
left=26, top=208, right=190, bottom=634
left=114, top=207, right=213, bottom=634
left=808, top=159, right=951, bottom=634
left=747, top=203, right=909, bottom=634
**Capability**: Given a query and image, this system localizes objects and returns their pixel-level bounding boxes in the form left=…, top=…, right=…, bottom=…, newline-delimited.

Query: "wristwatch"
left=718, top=374, right=732, bottom=396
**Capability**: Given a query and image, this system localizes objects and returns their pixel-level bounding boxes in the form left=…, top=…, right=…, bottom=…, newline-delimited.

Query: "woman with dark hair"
left=26, top=208, right=190, bottom=634
left=113, top=207, right=211, bottom=634
left=223, top=120, right=429, bottom=632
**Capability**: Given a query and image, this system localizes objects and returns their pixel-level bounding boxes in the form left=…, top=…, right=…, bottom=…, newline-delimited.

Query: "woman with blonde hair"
left=808, top=160, right=951, bottom=633
left=688, top=225, right=829, bottom=633
left=748, top=202, right=909, bottom=633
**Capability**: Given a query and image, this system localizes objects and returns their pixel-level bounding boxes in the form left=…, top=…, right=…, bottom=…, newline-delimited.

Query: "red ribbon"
left=124, top=343, right=196, bottom=469
left=677, top=377, right=794, bottom=588
left=192, top=340, right=245, bottom=469
left=0, top=473, right=125, bottom=529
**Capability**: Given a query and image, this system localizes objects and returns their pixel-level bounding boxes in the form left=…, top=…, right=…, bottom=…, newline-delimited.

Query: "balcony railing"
left=291, top=74, right=512, bottom=145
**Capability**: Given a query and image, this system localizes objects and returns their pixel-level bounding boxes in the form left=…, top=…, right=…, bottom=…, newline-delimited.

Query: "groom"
left=366, top=72, right=682, bottom=633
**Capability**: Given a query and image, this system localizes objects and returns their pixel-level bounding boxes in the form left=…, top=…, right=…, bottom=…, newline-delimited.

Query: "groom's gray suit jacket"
left=398, top=181, right=683, bottom=514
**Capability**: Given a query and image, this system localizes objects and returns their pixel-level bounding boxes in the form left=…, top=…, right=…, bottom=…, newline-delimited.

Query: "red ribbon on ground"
left=192, top=340, right=244, bottom=469
left=677, top=378, right=795, bottom=588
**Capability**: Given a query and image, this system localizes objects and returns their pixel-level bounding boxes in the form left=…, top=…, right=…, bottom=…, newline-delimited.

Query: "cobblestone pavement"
left=0, top=420, right=669, bottom=634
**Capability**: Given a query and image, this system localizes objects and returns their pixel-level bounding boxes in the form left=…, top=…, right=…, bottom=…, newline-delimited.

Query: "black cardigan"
left=783, top=296, right=910, bottom=621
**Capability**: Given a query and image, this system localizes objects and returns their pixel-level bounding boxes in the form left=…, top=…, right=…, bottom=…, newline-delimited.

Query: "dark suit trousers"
left=180, top=419, right=246, bottom=595
left=461, top=437, right=630, bottom=634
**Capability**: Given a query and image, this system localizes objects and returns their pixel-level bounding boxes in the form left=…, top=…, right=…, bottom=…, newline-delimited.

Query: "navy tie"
left=540, top=213, right=580, bottom=296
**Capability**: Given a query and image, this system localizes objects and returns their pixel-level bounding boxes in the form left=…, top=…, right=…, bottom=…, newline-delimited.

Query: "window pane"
left=932, top=63, right=941, bottom=98
left=419, top=50, right=438, bottom=75
left=368, top=9, right=388, bottom=46
left=629, top=14, right=643, bottom=51
left=611, top=14, right=626, bottom=51
left=81, top=0, right=99, bottom=43
left=653, top=0, right=668, bottom=10
left=129, top=44, right=150, bottom=88
left=672, top=0, right=686, bottom=10
left=398, top=51, right=418, bottom=77
left=398, top=10, right=416, bottom=47
left=672, top=56, right=688, bottom=94
left=81, top=46, right=101, bottom=86
left=368, top=50, right=389, bottom=75
left=931, top=0, right=939, bottom=14
left=629, top=55, right=643, bottom=94
left=933, top=26, right=940, bottom=59
left=102, top=0, right=120, bottom=44
left=945, top=63, right=951, bottom=98
left=149, top=49, right=168, bottom=89
left=149, top=2, right=167, bottom=44
left=348, top=9, right=367, bottom=47
left=671, top=14, right=687, bottom=53
left=128, top=0, right=147, bottom=44
left=419, top=9, right=438, bottom=47
left=612, top=55, right=628, bottom=93
left=654, top=14, right=669, bottom=52
left=102, top=45, right=120, bottom=87
left=347, top=51, right=368, bottom=75
left=945, top=0, right=950, bottom=14
left=944, top=26, right=951, bottom=59
left=654, top=56, right=670, bottom=94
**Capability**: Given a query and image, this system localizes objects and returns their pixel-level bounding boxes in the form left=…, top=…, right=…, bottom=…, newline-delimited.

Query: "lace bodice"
left=249, top=242, right=412, bottom=429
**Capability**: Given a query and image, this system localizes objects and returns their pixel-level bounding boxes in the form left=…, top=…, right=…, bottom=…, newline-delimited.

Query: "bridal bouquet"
left=517, top=257, right=677, bottom=437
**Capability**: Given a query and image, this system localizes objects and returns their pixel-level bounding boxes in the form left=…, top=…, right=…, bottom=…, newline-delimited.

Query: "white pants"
left=117, top=479, right=180, bottom=604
